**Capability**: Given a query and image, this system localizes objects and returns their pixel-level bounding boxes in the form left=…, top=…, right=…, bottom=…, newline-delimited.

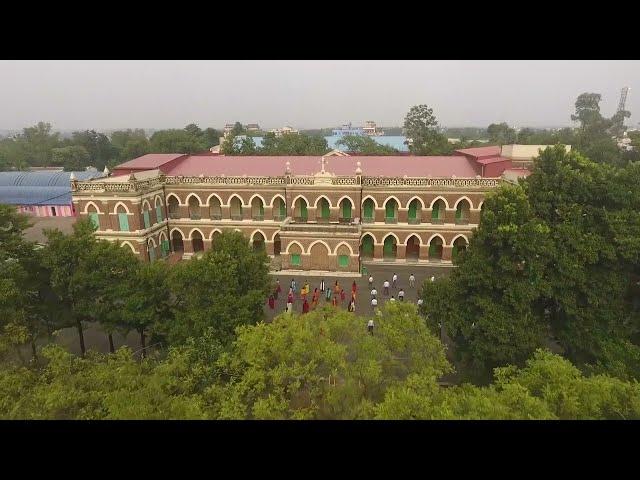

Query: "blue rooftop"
left=0, top=169, right=105, bottom=206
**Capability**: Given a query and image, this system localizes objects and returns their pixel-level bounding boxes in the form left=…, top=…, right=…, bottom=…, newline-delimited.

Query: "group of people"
left=367, top=272, right=434, bottom=311
left=267, top=278, right=359, bottom=315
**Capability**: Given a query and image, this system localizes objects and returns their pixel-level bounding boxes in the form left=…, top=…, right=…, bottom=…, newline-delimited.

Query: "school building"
left=70, top=147, right=533, bottom=272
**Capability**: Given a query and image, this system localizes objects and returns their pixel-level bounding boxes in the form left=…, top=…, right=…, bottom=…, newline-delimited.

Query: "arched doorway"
left=431, top=199, right=445, bottom=224
left=317, top=198, right=330, bottom=223
left=406, top=235, right=420, bottom=261
left=273, top=233, right=281, bottom=256
left=273, top=197, right=287, bottom=221
left=252, top=232, right=265, bottom=251
left=383, top=235, right=397, bottom=260
left=429, top=236, right=443, bottom=261
left=294, top=198, right=308, bottom=222
left=385, top=199, right=398, bottom=224
left=360, top=234, right=374, bottom=259
left=148, top=240, right=156, bottom=262
left=340, top=198, right=353, bottom=222
left=191, top=231, right=204, bottom=253
left=211, top=231, right=221, bottom=250
left=455, top=199, right=470, bottom=225
left=408, top=199, right=421, bottom=224
left=168, top=197, right=180, bottom=219
left=362, top=198, right=375, bottom=223
left=309, top=242, right=330, bottom=270
left=171, top=230, right=184, bottom=253
left=230, top=197, right=243, bottom=221
left=209, top=197, right=222, bottom=220
left=251, top=198, right=264, bottom=221
left=452, top=237, right=468, bottom=262
left=188, top=197, right=201, bottom=220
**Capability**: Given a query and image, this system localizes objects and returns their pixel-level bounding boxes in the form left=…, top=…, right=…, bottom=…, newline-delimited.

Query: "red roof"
left=476, top=156, right=511, bottom=165
left=114, top=154, right=187, bottom=170
left=164, top=155, right=481, bottom=178
left=454, top=146, right=501, bottom=159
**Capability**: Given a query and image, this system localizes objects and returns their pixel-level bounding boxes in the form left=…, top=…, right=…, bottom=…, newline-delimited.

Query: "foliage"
left=210, top=303, right=451, bottom=419
left=336, top=135, right=398, bottom=155
left=403, top=105, right=452, bottom=155
left=162, top=231, right=271, bottom=346
left=51, top=145, right=90, bottom=171
left=487, top=122, right=517, bottom=145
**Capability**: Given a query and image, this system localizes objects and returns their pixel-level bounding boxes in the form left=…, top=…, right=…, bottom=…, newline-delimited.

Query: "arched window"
left=431, top=199, right=445, bottom=224
left=455, top=199, right=471, bottom=225
left=339, top=198, right=353, bottom=223
left=251, top=197, right=265, bottom=221
left=252, top=232, right=265, bottom=251
left=360, top=234, right=374, bottom=259
left=116, top=205, right=129, bottom=232
left=171, top=230, right=184, bottom=252
left=168, top=196, right=180, bottom=219
left=230, top=197, right=243, bottom=221
left=406, top=235, right=420, bottom=261
left=273, top=197, right=287, bottom=221
left=383, top=235, right=397, bottom=260
left=159, top=233, right=170, bottom=258
left=362, top=199, right=375, bottom=223
left=155, top=197, right=164, bottom=223
left=209, top=197, right=222, bottom=220
left=142, top=202, right=152, bottom=229
left=317, top=198, right=330, bottom=223
left=452, top=237, right=468, bottom=262
left=148, top=239, right=157, bottom=262
left=289, top=242, right=302, bottom=267
left=211, top=231, right=221, bottom=249
left=273, top=233, right=281, bottom=256
left=87, top=204, right=100, bottom=230
left=336, top=244, right=351, bottom=269
left=429, top=236, right=443, bottom=261
left=188, top=197, right=201, bottom=220
left=192, top=231, right=204, bottom=253
left=385, top=199, right=398, bottom=224
left=408, top=199, right=421, bottom=225
left=294, top=198, right=308, bottom=223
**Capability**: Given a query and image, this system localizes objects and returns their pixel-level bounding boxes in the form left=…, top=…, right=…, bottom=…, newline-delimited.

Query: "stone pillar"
left=184, top=240, right=194, bottom=254
left=221, top=205, right=230, bottom=220
left=374, top=208, right=384, bottom=223
left=442, top=245, right=453, bottom=262
left=330, top=207, right=339, bottom=222
left=308, top=206, right=318, bottom=221
left=109, top=213, right=118, bottom=231
left=444, top=208, right=456, bottom=224
left=129, top=213, right=141, bottom=232
left=301, top=253, right=311, bottom=270
left=469, top=210, right=481, bottom=225
left=396, top=244, right=406, bottom=260
left=421, top=209, right=430, bottom=224
left=203, top=239, right=212, bottom=251
left=200, top=205, right=209, bottom=219
left=178, top=205, right=189, bottom=219
left=398, top=208, right=408, bottom=224
left=265, top=240, right=274, bottom=256
left=419, top=244, right=429, bottom=260
left=374, top=243, right=383, bottom=259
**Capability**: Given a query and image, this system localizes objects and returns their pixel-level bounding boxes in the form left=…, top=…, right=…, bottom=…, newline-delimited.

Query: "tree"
left=18, top=122, right=62, bottom=166
left=162, top=230, right=271, bottom=347
left=110, top=129, right=150, bottom=162
left=71, top=130, right=116, bottom=169
left=210, top=303, right=451, bottom=419
left=259, top=133, right=328, bottom=155
left=403, top=105, right=452, bottom=155
left=149, top=129, right=207, bottom=154
left=231, top=122, right=245, bottom=137
left=487, top=122, right=517, bottom=145
left=51, top=145, right=90, bottom=171
left=336, top=135, right=398, bottom=155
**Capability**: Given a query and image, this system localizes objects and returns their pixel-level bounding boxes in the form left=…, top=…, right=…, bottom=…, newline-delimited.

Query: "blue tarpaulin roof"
left=0, top=169, right=105, bottom=206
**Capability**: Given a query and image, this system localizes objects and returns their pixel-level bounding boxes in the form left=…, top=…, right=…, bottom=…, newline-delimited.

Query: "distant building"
left=270, top=126, right=299, bottom=137
left=332, top=123, right=365, bottom=137
left=500, top=144, right=571, bottom=168
left=223, top=124, right=235, bottom=138
left=362, top=121, right=383, bottom=136
left=246, top=123, right=260, bottom=132
left=0, top=168, right=105, bottom=217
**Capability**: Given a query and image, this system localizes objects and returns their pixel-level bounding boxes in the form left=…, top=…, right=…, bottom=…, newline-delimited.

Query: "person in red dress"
left=311, top=288, right=319, bottom=309
left=352, top=281, right=357, bottom=297
left=340, top=287, right=346, bottom=303
left=274, top=279, right=282, bottom=300
left=268, top=294, right=275, bottom=310
left=287, top=291, right=294, bottom=305
left=302, top=298, right=310, bottom=314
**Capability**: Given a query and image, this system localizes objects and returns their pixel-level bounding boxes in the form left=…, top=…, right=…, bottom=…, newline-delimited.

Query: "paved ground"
left=264, top=263, right=453, bottom=320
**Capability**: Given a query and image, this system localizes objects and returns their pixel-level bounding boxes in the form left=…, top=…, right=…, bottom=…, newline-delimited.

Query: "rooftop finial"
left=355, top=161, right=362, bottom=175
left=69, top=172, right=76, bottom=180
left=103, top=166, right=110, bottom=175
left=129, top=173, right=137, bottom=182
left=285, top=161, right=291, bottom=174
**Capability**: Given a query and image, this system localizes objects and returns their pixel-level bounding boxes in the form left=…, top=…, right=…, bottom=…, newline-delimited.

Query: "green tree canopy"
left=403, top=105, right=452, bottom=155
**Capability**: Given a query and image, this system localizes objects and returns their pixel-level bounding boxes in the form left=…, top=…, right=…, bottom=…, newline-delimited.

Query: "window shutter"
left=118, top=213, right=129, bottom=231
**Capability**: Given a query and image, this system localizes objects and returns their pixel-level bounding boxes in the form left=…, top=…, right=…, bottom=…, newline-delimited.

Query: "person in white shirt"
left=389, top=295, right=396, bottom=302
left=371, top=297, right=378, bottom=311
left=368, top=275, right=374, bottom=287
left=383, top=280, right=390, bottom=296
left=409, top=274, right=415, bottom=288
left=417, top=298, right=424, bottom=307
left=371, top=287, right=377, bottom=299
left=392, top=273, right=398, bottom=289
left=367, top=318, right=374, bottom=334
left=430, top=275, right=435, bottom=282
left=398, top=289, right=405, bottom=301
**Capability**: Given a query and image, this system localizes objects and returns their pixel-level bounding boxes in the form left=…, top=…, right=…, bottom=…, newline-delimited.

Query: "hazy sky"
left=1, top=60, right=639, bottom=131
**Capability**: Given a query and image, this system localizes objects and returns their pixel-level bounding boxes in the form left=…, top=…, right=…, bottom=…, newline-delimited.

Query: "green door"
left=279, top=199, right=286, bottom=217
left=143, top=210, right=150, bottom=229
left=321, top=199, right=330, bottom=219
left=383, top=236, right=395, bottom=257
left=259, top=203, right=264, bottom=217
left=408, top=200, right=417, bottom=220
left=148, top=244, right=156, bottom=262
left=118, top=213, right=129, bottom=231
left=156, top=205, right=163, bottom=222
left=432, top=202, right=440, bottom=220
left=88, top=212, right=99, bottom=229
left=455, top=206, right=462, bottom=220
left=385, top=201, right=395, bottom=219
left=342, top=201, right=352, bottom=219
left=361, top=236, right=374, bottom=257
left=300, top=201, right=308, bottom=220
left=363, top=199, right=374, bottom=220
